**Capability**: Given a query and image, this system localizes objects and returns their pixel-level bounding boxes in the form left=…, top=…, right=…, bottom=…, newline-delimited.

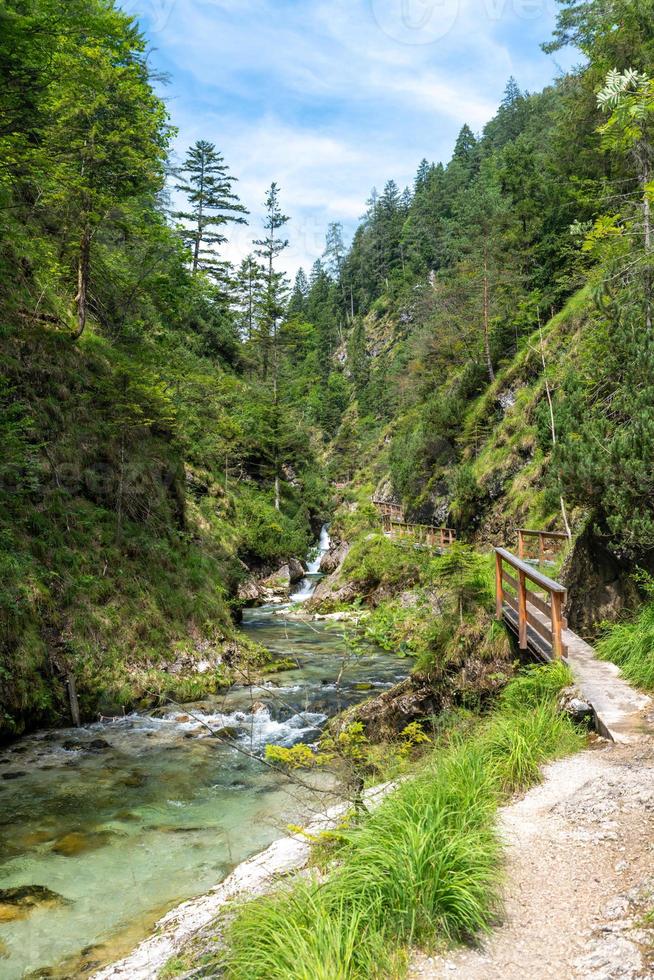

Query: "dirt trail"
left=410, top=739, right=654, bottom=980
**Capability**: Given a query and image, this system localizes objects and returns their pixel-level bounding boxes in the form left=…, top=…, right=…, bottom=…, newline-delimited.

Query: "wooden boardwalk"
left=495, top=540, right=653, bottom=742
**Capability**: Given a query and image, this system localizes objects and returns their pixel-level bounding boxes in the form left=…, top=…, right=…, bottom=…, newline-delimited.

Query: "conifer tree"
left=253, top=182, right=290, bottom=508
left=174, top=140, right=248, bottom=279
left=414, top=158, right=431, bottom=191
left=323, top=222, right=346, bottom=279
left=288, top=267, right=309, bottom=317
left=234, top=254, right=264, bottom=339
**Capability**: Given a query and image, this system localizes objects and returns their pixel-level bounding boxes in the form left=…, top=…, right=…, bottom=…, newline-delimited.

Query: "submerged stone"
left=120, top=770, right=148, bottom=788
left=88, top=738, right=111, bottom=751
left=20, top=830, right=55, bottom=847
left=0, top=885, right=70, bottom=922
left=52, top=831, right=114, bottom=857
left=2, top=771, right=26, bottom=780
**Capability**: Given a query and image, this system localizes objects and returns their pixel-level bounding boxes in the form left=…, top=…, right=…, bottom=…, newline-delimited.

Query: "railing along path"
left=495, top=547, right=568, bottom=661
left=517, top=528, right=568, bottom=565
left=371, top=498, right=404, bottom=521
left=381, top=514, right=457, bottom=550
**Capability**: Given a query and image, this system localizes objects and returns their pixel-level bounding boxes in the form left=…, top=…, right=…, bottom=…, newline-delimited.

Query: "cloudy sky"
left=122, top=0, right=578, bottom=277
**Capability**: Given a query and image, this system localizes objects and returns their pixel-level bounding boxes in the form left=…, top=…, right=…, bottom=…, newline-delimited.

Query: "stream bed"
left=0, top=603, right=407, bottom=978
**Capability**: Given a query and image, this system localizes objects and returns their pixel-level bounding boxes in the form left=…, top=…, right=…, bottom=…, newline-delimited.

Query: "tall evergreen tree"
left=288, top=267, right=309, bottom=317
left=323, top=221, right=346, bottom=279
left=174, top=140, right=248, bottom=279
left=253, top=182, right=290, bottom=508
left=414, top=158, right=431, bottom=191
left=234, top=254, right=264, bottom=340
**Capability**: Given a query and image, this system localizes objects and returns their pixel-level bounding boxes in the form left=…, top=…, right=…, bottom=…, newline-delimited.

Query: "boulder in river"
left=287, top=557, right=305, bottom=583
left=0, top=885, right=70, bottom=923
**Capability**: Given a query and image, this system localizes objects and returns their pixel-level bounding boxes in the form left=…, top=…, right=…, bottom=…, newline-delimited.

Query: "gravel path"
left=410, top=739, right=654, bottom=980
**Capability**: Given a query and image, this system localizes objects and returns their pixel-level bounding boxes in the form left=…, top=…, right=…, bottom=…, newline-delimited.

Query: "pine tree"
left=288, top=267, right=309, bottom=317
left=174, top=140, right=248, bottom=280
left=323, top=221, right=346, bottom=279
left=414, top=158, right=431, bottom=191
left=253, top=182, right=290, bottom=508
left=234, top=254, right=264, bottom=340
left=452, top=124, right=478, bottom=162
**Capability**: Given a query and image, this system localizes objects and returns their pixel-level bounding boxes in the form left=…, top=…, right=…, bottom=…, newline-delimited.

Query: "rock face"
left=319, top=540, right=349, bottom=575
left=561, top=523, right=640, bottom=635
left=287, top=558, right=305, bottom=583
left=336, top=677, right=442, bottom=742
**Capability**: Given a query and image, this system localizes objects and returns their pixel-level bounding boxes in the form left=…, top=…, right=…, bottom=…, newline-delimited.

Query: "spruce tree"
left=234, top=254, right=264, bottom=340
left=174, top=140, right=248, bottom=279
left=253, top=182, right=290, bottom=508
left=288, top=267, right=309, bottom=317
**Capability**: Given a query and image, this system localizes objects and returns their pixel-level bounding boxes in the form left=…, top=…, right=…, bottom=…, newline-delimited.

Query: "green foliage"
left=265, top=743, right=320, bottom=770
left=596, top=600, right=654, bottom=689
left=341, top=535, right=428, bottom=592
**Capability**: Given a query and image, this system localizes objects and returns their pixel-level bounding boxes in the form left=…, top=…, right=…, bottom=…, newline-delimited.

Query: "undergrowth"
left=218, top=663, right=584, bottom=980
left=596, top=599, right=654, bottom=690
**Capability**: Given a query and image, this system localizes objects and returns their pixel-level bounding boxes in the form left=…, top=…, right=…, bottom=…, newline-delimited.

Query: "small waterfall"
left=290, top=524, right=331, bottom=602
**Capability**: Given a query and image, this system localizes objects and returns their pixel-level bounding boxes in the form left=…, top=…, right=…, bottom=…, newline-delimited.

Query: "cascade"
left=290, top=524, right=331, bottom=601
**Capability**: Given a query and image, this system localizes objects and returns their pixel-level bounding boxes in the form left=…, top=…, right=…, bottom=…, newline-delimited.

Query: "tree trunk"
left=66, top=674, right=81, bottom=727
left=641, top=147, right=652, bottom=332
left=72, top=225, right=91, bottom=339
left=483, top=250, right=495, bottom=382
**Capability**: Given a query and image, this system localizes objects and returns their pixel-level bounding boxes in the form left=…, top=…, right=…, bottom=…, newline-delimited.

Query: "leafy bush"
left=341, top=534, right=428, bottom=592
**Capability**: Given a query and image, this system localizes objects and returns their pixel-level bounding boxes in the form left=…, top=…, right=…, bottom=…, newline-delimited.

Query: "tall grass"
left=596, top=601, right=654, bottom=690
left=221, top=665, right=584, bottom=980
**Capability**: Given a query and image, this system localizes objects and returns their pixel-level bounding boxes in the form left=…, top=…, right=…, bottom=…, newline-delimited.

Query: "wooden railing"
left=372, top=497, right=404, bottom=521
left=382, top=516, right=457, bottom=549
left=495, top=547, right=568, bottom=660
left=517, top=528, right=569, bottom=565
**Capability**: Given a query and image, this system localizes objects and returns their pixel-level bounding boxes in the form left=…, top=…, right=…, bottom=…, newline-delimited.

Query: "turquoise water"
left=0, top=608, right=406, bottom=978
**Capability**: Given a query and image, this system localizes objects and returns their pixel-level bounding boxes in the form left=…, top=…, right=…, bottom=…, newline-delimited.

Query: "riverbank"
left=0, top=609, right=407, bottom=979
left=155, top=664, right=586, bottom=979
left=91, top=780, right=397, bottom=980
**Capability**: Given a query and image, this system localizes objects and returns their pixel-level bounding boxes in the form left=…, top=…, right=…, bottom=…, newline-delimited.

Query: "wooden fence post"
left=539, top=532, right=545, bottom=565
left=518, top=569, right=528, bottom=649
left=518, top=529, right=524, bottom=560
left=495, top=551, right=504, bottom=620
left=551, top=591, right=563, bottom=659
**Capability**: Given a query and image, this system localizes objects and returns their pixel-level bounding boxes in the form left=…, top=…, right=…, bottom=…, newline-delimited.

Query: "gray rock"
left=558, top=686, right=594, bottom=724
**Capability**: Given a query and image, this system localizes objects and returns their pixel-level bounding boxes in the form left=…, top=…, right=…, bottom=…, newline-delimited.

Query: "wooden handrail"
left=517, top=528, right=569, bottom=563
left=495, top=547, right=567, bottom=660
left=381, top=518, right=456, bottom=548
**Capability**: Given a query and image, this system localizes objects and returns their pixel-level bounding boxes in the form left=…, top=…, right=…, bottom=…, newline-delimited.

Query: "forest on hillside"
left=2, top=0, right=654, bottom=737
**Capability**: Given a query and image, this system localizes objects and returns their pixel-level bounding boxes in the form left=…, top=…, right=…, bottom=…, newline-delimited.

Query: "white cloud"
left=128, top=0, right=566, bottom=274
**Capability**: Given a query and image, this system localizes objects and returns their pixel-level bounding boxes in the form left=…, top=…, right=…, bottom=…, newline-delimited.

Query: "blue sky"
left=122, top=0, right=578, bottom=277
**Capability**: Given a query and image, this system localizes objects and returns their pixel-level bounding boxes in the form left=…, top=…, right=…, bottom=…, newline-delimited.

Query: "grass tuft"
left=596, top=601, right=654, bottom=690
